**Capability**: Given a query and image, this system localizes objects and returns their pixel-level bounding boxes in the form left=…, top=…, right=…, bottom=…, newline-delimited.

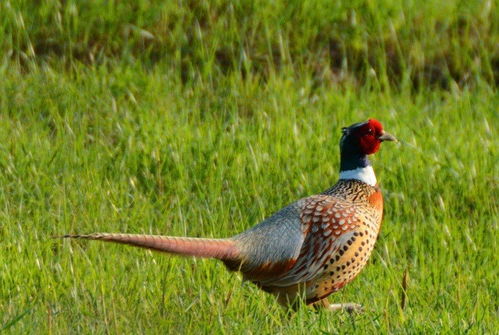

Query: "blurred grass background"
left=2, top=0, right=497, bottom=87
left=0, top=0, right=497, bottom=333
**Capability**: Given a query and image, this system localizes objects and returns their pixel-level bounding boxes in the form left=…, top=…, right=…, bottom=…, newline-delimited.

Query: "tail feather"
left=61, top=233, right=240, bottom=261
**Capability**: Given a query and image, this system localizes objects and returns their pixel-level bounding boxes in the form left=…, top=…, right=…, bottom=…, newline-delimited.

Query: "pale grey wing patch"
left=232, top=199, right=306, bottom=272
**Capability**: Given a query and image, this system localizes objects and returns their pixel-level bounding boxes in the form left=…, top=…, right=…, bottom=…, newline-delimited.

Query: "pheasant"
left=62, top=119, right=397, bottom=312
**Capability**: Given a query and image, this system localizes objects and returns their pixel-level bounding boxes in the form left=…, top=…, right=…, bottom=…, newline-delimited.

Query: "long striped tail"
left=61, top=233, right=241, bottom=262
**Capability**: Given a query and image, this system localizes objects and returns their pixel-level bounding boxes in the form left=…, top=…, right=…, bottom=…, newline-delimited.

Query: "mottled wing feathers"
left=256, top=195, right=361, bottom=288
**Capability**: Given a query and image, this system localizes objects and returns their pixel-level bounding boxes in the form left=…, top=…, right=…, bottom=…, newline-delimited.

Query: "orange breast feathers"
left=368, top=188, right=384, bottom=213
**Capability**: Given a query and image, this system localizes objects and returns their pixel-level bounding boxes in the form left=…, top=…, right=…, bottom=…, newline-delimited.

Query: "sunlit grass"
left=0, top=0, right=497, bottom=333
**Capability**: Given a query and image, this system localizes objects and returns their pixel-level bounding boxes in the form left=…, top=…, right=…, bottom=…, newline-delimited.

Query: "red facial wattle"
left=357, top=119, right=384, bottom=155
left=359, top=135, right=381, bottom=155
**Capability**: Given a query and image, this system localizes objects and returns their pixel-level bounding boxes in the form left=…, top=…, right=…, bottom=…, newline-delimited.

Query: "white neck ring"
left=339, top=166, right=377, bottom=186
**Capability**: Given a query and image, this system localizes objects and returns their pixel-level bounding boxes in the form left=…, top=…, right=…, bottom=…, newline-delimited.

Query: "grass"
left=0, top=0, right=498, bottom=334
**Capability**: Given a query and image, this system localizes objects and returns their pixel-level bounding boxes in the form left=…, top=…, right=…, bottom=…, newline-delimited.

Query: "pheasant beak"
left=378, top=131, right=397, bottom=142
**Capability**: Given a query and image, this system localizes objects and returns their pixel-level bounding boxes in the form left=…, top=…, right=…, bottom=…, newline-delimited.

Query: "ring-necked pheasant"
left=62, top=119, right=397, bottom=312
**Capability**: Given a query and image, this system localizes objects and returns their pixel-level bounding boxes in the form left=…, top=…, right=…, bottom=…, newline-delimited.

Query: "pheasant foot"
left=326, top=303, right=363, bottom=313
left=313, top=298, right=363, bottom=313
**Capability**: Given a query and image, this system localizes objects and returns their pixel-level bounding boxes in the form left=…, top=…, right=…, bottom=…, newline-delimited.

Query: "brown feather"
left=61, top=233, right=240, bottom=261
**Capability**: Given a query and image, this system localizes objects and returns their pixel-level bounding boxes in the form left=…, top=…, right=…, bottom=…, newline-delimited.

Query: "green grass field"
left=0, top=0, right=497, bottom=333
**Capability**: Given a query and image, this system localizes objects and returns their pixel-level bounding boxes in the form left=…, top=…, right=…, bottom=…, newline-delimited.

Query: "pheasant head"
left=339, top=119, right=397, bottom=185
